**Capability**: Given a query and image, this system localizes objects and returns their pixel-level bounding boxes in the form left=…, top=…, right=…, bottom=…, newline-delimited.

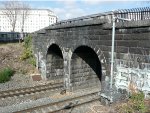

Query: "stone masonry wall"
left=46, top=54, right=63, bottom=82
left=103, top=20, right=150, bottom=96
left=71, top=47, right=101, bottom=91
left=33, top=19, right=150, bottom=96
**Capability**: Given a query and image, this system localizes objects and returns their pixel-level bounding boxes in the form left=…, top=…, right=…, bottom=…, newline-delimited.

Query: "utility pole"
left=110, top=12, right=131, bottom=102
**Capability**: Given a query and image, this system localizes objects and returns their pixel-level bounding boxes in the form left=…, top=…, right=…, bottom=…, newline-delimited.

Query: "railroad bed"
left=0, top=82, right=64, bottom=107
left=0, top=82, right=63, bottom=99
left=0, top=87, right=101, bottom=113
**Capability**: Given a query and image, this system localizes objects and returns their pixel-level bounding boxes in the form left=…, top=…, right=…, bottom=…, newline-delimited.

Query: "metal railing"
left=54, top=7, right=150, bottom=25
left=115, top=7, right=150, bottom=22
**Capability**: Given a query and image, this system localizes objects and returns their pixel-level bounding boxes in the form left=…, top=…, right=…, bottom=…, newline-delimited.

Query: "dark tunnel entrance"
left=71, top=46, right=102, bottom=91
left=46, top=44, right=63, bottom=83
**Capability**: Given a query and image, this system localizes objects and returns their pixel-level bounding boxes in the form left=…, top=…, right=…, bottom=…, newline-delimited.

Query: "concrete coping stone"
left=33, top=18, right=108, bottom=35
left=103, top=19, right=150, bottom=29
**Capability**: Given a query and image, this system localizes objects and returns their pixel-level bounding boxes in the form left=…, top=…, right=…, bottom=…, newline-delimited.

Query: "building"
left=0, top=9, right=57, bottom=33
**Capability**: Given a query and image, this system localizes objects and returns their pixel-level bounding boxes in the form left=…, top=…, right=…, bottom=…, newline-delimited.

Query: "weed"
left=0, top=68, right=14, bottom=83
left=117, top=92, right=148, bottom=113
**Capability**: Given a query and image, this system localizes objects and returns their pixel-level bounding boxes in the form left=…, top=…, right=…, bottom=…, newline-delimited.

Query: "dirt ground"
left=0, top=43, right=35, bottom=74
left=0, top=43, right=47, bottom=90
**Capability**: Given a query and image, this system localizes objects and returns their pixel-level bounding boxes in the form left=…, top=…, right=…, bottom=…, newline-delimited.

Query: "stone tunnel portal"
left=71, top=46, right=102, bottom=91
left=46, top=44, right=64, bottom=83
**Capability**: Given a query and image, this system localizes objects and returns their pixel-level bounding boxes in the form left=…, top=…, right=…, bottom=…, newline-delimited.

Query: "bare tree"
left=2, top=1, right=21, bottom=32
left=2, top=1, right=30, bottom=42
left=19, top=2, right=30, bottom=42
left=20, top=2, right=30, bottom=33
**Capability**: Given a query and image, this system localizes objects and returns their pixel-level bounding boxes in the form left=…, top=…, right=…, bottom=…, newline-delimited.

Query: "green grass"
left=0, top=68, right=14, bottom=83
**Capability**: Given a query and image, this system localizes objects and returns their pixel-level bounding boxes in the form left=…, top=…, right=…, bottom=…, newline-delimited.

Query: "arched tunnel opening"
left=71, top=46, right=102, bottom=91
left=46, top=44, right=64, bottom=83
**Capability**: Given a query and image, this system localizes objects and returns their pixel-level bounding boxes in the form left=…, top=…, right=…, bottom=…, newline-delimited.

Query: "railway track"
left=0, top=82, right=63, bottom=99
left=15, top=91, right=100, bottom=113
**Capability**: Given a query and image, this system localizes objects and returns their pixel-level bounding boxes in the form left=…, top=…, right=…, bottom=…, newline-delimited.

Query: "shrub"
left=117, top=92, right=148, bottom=113
left=23, top=35, right=32, bottom=49
left=20, top=35, right=36, bottom=67
left=20, top=48, right=33, bottom=60
left=0, top=68, right=14, bottom=83
left=29, top=57, right=36, bottom=66
left=20, top=35, right=33, bottom=60
left=130, top=92, right=147, bottom=113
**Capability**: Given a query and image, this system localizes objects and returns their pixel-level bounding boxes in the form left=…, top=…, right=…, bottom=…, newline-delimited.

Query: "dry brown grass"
left=0, top=43, right=36, bottom=74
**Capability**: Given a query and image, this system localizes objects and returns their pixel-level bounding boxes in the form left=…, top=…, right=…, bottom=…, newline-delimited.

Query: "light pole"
left=110, top=13, right=131, bottom=102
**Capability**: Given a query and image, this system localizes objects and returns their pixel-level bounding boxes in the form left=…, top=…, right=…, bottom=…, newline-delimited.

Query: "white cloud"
left=26, top=0, right=103, bottom=21
left=53, top=7, right=86, bottom=20
left=61, top=0, right=76, bottom=6
left=83, top=0, right=102, bottom=5
left=56, top=0, right=77, bottom=8
left=53, top=0, right=87, bottom=20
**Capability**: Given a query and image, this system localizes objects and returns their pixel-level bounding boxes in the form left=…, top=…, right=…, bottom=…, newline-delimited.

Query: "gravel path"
left=0, top=74, right=49, bottom=91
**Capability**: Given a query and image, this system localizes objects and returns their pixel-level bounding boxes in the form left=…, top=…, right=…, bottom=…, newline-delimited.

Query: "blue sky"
left=26, top=0, right=150, bottom=20
left=3, top=0, right=150, bottom=20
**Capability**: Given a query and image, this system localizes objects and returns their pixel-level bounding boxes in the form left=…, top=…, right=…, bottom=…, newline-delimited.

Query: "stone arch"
left=46, top=39, right=64, bottom=59
left=71, top=43, right=108, bottom=77
left=70, top=45, right=104, bottom=91
left=46, top=43, right=64, bottom=83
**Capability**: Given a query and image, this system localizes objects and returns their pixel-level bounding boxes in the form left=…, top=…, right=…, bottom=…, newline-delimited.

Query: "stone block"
left=31, top=74, right=42, bottom=81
